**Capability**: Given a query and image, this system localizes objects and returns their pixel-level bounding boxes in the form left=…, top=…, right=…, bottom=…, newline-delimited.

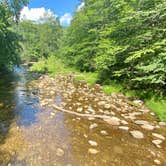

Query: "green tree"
left=0, top=0, right=28, bottom=70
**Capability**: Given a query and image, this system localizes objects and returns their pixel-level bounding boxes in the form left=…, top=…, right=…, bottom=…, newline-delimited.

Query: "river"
left=0, top=66, right=166, bottom=166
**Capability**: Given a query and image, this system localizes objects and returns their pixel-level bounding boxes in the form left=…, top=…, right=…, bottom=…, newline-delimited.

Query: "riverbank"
left=30, top=56, right=166, bottom=121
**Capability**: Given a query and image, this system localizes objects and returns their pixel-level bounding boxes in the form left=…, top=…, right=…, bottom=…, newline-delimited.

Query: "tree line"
left=1, top=0, right=166, bottom=96
left=0, top=0, right=28, bottom=70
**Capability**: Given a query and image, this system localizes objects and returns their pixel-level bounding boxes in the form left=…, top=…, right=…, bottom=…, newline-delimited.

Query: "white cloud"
left=60, top=13, right=72, bottom=26
left=77, top=2, right=85, bottom=11
left=20, top=7, right=57, bottom=22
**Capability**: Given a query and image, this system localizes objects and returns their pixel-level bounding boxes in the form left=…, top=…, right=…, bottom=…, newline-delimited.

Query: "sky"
left=20, top=0, right=84, bottom=26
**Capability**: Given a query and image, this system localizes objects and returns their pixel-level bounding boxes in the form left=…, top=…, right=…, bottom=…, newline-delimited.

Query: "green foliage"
left=59, top=0, right=166, bottom=95
left=16, top=16, right=61, bottom=62
left=0, top=0, right=28, bottom=70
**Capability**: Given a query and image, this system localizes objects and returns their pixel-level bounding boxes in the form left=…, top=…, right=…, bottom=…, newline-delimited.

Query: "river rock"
left=88, top=148, right=99, bottom=154
left=119, top=126, right=129, bottom=131
left=100, top=130, right=108, bottom=135
left=141, top=124, right=154, bottom=130
left=159, top=122, right=166, bottom=126
left=154, top=159, right=161, bottom=165
left=104, top=104, right=111, bottom=109
left=88, top=140, right=98, bottom=146
left=104, top=117, right=120, bottom=126
left=132, top=99, right=144, bottom=106
left=134, top=120, right=149, bottom=125
left=130, top=130, right=144, bottom=139
left=121, top=120, right=128, bottom=125
left=152, top=133, right=165, bottom=140
left=152, top=139, right=162, bottom=145
left=77, top=107, right=83, bottom=112
left=89, top=123, right=98, bottom=130
left=98, top=101, right=106, bottom=106
left=56, top=148, right=64, bottom=157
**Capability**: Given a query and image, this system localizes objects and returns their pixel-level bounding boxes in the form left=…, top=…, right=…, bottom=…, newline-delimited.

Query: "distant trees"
left=60, top=0, right=166, bottom=94
left=0, top=0, right=28, bottom=70
left=17, top=15, right=61, bottom=62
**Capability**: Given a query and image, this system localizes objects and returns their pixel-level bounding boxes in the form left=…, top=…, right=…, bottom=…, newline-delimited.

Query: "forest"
left=0, top=0, right=166, bottom=118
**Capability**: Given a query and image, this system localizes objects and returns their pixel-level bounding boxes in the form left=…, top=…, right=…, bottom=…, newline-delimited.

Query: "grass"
left=30, top=56, right=166, bottom=121
left=146, top=99, right=166, bottom=121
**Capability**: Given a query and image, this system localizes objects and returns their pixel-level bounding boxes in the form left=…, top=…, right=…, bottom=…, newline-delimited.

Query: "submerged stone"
left=88, top=148, right=99, bottom=154
left=104, top=117, right=120, bottom=126
left=130, top=130, right=144, bottom=139
left=56, top=148, right=64, bottom=157
left=152, top=133, right=165, bottom=140
left=88, top=140, right=98, bottom=146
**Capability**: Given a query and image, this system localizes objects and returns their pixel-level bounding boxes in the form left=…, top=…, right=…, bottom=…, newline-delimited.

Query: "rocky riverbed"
left=35, top=74, right=166, bottom=165
left=0, top=68, right=166, bottom=166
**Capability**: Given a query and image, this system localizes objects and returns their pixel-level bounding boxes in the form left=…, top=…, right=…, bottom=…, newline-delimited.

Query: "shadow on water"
left=0, top=65, right=40, bottom=165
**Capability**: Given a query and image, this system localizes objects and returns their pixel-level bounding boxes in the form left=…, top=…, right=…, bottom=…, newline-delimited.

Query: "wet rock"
left=141, top=124, right=154, bottom=130
left=121, top=120, right=128, bottom=125
left=103, top=117, right=120, bottom=126
left=56, top=148, right=64, bottom=157
left=159, top=122, right=166, bottom=126
left=84, top=134, right=88, bottom=138
left=87, top=107, right=95, bottom=114
left=152, top=133, right=165, bottom=140
left=50, top=112, right=55, bottom=116
left=150, top=112, right=155, bottom=116
left=88, top=140, right=98, bottom=146
left=98, top=101, right=106, bottom=106
left=89, top=123, right=98, bottom=130
left=88, top=148, right=99, bottom=154
left=100, top=130, right=108, bottom=135
left=77, top=107, right=83, bottom=112
left=154, top=159, right=161, bottom=165
left=152, top=140, right=162, bottom=146
left=119, top=126, right=129, bottom=131
left=132, top=99, right=144, bottom=106
left=130, top=130, right=144, bottom=139
left=104, top=111, right=110, bottom=115
left=134, top=120, right=149, bottom=125
left=104, top=104, right=111, bottom=109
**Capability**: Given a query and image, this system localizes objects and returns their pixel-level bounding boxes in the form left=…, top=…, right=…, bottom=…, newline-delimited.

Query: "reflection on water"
left=0, top=66, right=166, bottom=166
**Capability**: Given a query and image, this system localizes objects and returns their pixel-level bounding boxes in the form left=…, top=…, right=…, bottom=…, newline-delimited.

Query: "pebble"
left=154, top=159, right=161, bottom=165
left=121, top=120, right=128, bottom=125
left=104, top=104, right=111, bottom=109
left=100, top=130, right=108, bottom=135
left=134, top=120, right=149, bottom=125
left=159, top=122, right=166, bottom=126
left=152, top=139, right=162, bottom=145
left=88, top=148, right=99, bottom=154
left=98, top=101, right=106, bottom=106
left=56, top=148, right=64, bottom=157
left=119, top=126, right=129, bottom=131
left=89, top=123, right=98, bottom=130
left=130, top=130, right=144, bottom=139
left=88, top=140, right=98, bottom=146
left=152, top=133, right=165, bottom=140
left=50, top=112, right=55, bottom=116
left=150, top=112, right=155, bottom=116
left=104, top=117, right=120, bottom=126
left=141, top=124, right=154, bottom=130
left=84, top=134, right=88, bottom=138
left=77, top=107, right=83, bottom=112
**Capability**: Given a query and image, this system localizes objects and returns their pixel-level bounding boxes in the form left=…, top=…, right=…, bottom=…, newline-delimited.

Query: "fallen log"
left=53, top=104, right=111, bottom=119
